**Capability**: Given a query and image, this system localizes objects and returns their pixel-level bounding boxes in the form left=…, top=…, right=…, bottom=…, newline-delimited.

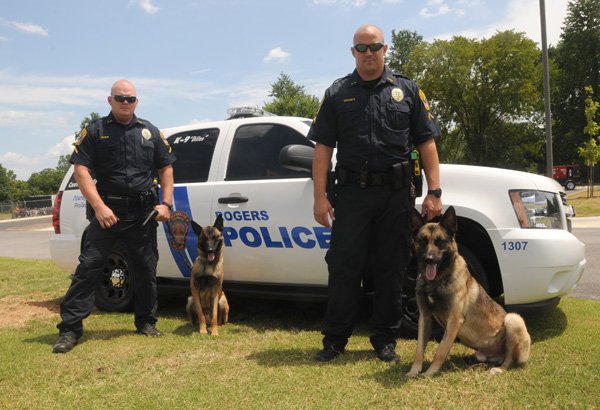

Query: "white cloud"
left=0, top=151, right=43, bottom=178
left=263, top=47, right=291, bottom=63
left=12, top=21, right=48, bottom=36
left=136, top=0, right=159, bottom=14
left=0, top=17, right=48, bottom=36
left=0, top=110, right=74, bottom=129
left=0, top=151, right=28, bottom=163
left=190, top=68, right=210, bottom=76
left=0, top=136, right=74, bottom=179
left=430, top=0, right=567, bottom=46
left=502, top=0, right=567, bottom=45
left=420, top=0, right=462, bottom=18
left=0, top=151, right=59, bottom=179
left=47, top=135, right=76, bottom=157
left=420, top=5, right=451, bottom=17
left=0, top=86, right=103, bottom=107
left=0, top=70, right=280, bottom=139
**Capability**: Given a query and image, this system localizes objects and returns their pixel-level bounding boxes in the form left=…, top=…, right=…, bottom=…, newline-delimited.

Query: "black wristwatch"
left=161, top=201, right=173, bottom=210
left=427, top=188, right=442, bottom=198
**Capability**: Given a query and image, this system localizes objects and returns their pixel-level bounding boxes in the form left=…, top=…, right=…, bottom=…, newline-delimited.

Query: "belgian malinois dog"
left=407, top=206, right=531, bottom=377
left=186, top=214, right=229, bottom=335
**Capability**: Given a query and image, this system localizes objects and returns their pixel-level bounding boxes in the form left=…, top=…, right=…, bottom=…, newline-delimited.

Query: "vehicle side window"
left=226, top=124, right=313, bottom=180
left=168, top=128, right=219, bottom=183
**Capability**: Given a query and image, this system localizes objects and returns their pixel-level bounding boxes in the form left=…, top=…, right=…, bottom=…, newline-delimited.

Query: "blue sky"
left=1, top=0, right=568, bottom=179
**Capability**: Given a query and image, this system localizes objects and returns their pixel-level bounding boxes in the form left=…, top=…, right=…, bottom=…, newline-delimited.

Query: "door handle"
left=218, top=196, right=249, bottom=204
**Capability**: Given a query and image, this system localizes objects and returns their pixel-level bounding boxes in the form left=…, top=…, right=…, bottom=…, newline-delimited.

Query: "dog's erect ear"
left=409, top=207, right=425, bottom=234
left=440, top=206, right=457, bottom=237
left=191, top=220, right=203, bottom=237
left=214, top=214, right=224, bottom=232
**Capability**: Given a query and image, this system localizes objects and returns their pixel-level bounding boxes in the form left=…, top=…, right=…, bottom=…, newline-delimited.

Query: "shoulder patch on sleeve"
left=159, top=131, right=172, bottom=153
left=74, top=127, right=88, bottom=146
left=419, top=89, right=431, bottom=111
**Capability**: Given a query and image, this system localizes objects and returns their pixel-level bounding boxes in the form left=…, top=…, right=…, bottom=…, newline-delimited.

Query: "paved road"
left=1, top=215, right=598, bottom=300
left=569, top=219, right=600, bottom=300
left=0, top=216, right=53, bottom=259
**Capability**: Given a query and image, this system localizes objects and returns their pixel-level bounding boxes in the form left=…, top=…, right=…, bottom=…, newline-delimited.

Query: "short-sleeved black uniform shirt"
left=70, top=112, right=176, bottom=196
left=309, top=67, right=439, bottom=172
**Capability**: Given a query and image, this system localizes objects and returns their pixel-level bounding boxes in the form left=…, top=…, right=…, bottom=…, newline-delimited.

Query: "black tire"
left=94, top=244, right=135, bottom=312
left=565, top=180, right=576, bottom=190
left=400, top=243, right=489, bottom=339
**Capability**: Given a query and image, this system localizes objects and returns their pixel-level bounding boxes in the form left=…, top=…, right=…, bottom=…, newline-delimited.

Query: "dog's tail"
left=491, top=313, right=531, bottom=375
left=505, top=313, right=531, bottom=365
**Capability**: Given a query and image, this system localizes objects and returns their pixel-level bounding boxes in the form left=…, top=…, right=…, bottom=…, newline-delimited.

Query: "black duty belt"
left=337, top=161, right=411, bottom=190
left=101, top=194, right=143, bottom=208
left=343, top=169, right=393, bottom=187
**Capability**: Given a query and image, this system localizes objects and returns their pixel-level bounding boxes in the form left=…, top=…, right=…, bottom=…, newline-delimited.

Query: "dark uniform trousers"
left=57, top=215, right=158, bottom=339
left=323, top=183, right=413, bottom=352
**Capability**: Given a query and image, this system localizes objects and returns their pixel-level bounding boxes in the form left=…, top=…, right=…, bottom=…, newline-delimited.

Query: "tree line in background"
left=1, top=0, right=598, bottom=203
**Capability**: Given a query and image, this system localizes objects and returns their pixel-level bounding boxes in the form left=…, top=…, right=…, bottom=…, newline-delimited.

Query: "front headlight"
left=560, top=191, right=576, bottom=217
left=509, top=190, right=565, bottom=229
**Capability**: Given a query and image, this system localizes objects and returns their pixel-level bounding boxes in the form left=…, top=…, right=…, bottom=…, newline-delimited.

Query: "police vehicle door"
left=212, top=122, right=329, bottom=286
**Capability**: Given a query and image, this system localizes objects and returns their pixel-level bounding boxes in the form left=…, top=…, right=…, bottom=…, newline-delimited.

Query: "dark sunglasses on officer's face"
left=353, top=43, right=385, bottom=53
left=112, top=95, right=137, bottom=103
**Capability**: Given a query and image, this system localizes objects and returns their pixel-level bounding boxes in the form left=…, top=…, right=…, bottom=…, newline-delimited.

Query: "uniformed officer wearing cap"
left=53, top=79, right=176, bottom=353
left=310, top=25, right=442, bottom=363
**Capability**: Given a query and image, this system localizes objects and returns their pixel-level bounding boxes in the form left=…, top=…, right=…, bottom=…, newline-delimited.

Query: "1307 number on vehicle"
left=501, top=241, right=528, bottom=251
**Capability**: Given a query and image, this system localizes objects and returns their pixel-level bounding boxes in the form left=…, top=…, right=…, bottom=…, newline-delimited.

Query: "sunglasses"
left=353, top=43, right=385, bottom=53
left=112, top=95, right=137, bottom=103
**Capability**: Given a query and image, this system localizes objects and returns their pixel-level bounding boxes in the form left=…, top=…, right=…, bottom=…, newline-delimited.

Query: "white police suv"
left=50, top=107, right=586, bottom=335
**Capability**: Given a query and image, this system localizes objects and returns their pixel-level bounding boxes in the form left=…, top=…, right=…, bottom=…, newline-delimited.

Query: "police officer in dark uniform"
left=53, top=79, right=176, bottom=353
left=310, top=25, right=442, bottom=363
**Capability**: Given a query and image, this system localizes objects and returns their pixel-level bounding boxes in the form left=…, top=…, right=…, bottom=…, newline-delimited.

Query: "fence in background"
left=0, top=198, right=54, bottom=219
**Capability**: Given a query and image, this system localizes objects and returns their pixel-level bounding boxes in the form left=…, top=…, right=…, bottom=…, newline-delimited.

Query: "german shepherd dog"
left=186, top=214, right=229, bottom=335
left=407, top=206, right=531, bottom=377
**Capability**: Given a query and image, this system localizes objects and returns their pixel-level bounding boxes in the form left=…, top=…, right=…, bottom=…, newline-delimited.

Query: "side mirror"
left=279, top=144, right=315, bottom=174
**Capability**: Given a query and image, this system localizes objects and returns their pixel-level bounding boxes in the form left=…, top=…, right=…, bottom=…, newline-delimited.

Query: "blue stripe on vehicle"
left=161, top=186, right=198, bottom=278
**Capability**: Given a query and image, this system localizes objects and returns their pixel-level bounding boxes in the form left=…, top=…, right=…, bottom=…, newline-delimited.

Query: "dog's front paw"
left=406, top=370, right=420, bottom=378
left=421, top=368, right=438, bottom=378
left=406, top=364, right=422, bottom=378
left=199, top=326, right=208, bottom=334
left=210, top=327, right=219, bottom=336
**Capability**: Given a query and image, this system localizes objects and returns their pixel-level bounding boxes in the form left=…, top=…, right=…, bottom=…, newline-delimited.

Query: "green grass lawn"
left=1, top=257, right=599, bottom=409
left=568, top=188, right=600, bottom=217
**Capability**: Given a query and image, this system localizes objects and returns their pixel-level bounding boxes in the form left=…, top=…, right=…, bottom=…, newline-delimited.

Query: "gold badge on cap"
left=142, top=129, right=151, bottom=140
left=391, top=88, right=404, bottom=102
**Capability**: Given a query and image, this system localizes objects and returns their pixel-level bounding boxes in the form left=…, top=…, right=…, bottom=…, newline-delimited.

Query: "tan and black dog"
left=407, top=206, right=530, bottom=377
left=186, top=214, right=229, bottom=335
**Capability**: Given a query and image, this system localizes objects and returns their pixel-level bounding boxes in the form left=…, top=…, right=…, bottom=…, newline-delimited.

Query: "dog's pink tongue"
left=208, top=253, right=215, bottom=262
left=425, top=264, right=437, bottom=281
